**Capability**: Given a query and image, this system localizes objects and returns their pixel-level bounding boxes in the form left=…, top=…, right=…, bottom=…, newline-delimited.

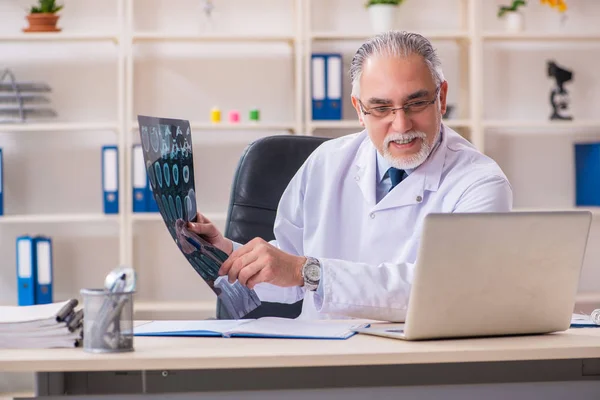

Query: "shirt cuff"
left=314, top=259, right=325, bottom=308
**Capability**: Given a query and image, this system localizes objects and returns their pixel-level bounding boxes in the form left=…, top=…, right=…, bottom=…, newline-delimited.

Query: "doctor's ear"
left=351, top=96, right=365, bottom=127
left=439, top=81, right=449, bottom=116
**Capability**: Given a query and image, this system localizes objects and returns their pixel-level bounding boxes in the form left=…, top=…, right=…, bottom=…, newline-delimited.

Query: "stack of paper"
left=0, top=299, right=83, bottom=348
left=134, top=317, right=369, bottom=340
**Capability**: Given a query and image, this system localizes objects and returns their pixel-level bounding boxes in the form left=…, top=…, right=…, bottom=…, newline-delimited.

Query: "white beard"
left=382, top=130, right=435, bottom=170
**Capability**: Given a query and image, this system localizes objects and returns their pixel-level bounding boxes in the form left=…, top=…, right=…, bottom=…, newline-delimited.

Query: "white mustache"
left=384, top=131, right=427, bottom=147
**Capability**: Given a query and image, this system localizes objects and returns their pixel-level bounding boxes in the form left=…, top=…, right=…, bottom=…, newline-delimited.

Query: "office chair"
left=216, top=135, right=330, bottom=319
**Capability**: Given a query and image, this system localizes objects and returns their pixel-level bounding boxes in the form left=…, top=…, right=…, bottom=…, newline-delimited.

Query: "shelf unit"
left=0, top=122, right=119, bottom=133
left=0, top=32, right=119, bottom=43
left=2, top=0, right=600, bottom=313
left=132, top=32, right=295, bottom=43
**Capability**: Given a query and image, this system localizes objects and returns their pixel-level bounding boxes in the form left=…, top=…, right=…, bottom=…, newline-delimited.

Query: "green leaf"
left=497, top=0, right=527, bottom=17
left=30, top=0, right=63, bottom=14
left=366, top=0, right=403, bottom=7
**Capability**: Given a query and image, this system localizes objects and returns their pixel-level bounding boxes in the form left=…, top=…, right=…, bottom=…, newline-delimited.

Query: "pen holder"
left=80, top=288, right=135, bottom=353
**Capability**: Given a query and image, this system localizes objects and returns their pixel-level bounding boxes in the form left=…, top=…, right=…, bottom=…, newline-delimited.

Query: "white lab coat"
left=254, top=125, right=513, bottom=322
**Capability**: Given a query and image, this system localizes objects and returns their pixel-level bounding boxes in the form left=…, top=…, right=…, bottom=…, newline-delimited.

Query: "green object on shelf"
left=498, top=0, right=526, bottom=18
left=365, top=0, right=402, bottom=6
left=249, top=109, right=260, bottom=121
left=30, top=0, right=63, bottom=14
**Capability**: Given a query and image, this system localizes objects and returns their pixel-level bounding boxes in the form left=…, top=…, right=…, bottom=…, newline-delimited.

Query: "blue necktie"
left=388, top=168, right=405, bottom=192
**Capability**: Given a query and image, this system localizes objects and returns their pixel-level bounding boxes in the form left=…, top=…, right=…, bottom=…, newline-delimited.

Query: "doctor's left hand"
left=219, top=238, right=305, bottom=289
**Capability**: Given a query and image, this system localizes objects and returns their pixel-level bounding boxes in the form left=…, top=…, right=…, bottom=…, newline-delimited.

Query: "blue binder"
left=311, top=53, right=342, bottom=120
left=16, top=235, right=36, bottom=306
left=574, top=143, right=600, bottom=206
left=34, top=236, right=53, bottom=304
left=102, top=145, right=119, bottom=214
left=325, top=53, right=342, bottom=120
left=132, top=145, right=147, bottom=212
left=0, top=148, right=3, bottom=216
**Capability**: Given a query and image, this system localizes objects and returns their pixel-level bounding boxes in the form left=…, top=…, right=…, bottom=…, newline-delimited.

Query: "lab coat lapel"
left=353, top=137, right=378, bottom=208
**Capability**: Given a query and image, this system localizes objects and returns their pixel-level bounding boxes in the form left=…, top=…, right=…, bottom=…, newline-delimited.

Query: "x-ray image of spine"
left=137, top=115, right=261, bottom=319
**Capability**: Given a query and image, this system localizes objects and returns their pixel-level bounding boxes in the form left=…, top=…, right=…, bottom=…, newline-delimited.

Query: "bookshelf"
left=1, top=0, right=600, bottom=315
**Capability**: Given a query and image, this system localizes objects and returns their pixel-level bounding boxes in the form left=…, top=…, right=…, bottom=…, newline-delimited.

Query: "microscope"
left=547, top=60, right=573, bottom=121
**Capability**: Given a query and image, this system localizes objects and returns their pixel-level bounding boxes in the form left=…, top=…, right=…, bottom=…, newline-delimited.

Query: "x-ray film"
left=137, top=115, right=261, bottom=319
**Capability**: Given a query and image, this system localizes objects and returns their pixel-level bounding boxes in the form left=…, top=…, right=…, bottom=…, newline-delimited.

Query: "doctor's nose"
left=390, top=109, right=413, bottom=133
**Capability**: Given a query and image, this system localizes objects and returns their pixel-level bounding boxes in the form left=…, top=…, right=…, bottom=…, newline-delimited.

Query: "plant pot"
left=23, top=13, right=61, bottom=33
left=368, top=4, right=398, bottom=33
left=503, top=11, right=524, bottom=33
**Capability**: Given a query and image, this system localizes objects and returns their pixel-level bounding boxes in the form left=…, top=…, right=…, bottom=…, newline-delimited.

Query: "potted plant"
left=23, top=0, right=64, bottom=33
left=498, top=1, right=527, bottom=33
left=365, top=0, right=403, bottom=33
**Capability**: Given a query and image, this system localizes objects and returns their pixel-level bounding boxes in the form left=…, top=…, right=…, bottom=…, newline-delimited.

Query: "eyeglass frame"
left=357, top=85, right=442, bottom=119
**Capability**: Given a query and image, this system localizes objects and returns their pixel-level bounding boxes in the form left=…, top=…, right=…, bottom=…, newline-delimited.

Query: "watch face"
left=306, top=264, right=321, bottom=282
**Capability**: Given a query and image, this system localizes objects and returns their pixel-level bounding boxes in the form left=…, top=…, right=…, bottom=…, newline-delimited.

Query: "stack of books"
left=0, top=299, right=82, bottom=349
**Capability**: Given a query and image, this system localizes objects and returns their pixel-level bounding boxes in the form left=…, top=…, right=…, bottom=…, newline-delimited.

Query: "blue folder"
left=311, top=53, right=342, bottom=120
left=574, top=143, right=600, bottom=206
left=16, top=235, right=36, bottom=306
left=132, top=144, right=147, bottom=212
left=34, top=236, right=53, bottom=304
left=102, top=145, right=119, bottom=214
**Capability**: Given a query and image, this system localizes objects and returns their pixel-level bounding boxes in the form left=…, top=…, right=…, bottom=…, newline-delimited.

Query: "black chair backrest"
left=217, top=135, right=330, bottom=319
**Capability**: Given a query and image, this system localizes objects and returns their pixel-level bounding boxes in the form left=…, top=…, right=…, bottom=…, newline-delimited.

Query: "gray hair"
left=349, top=30, right=445, bottom=98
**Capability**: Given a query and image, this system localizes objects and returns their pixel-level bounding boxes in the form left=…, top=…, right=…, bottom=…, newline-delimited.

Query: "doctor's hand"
left=219, top=238, right=306, bottom=289
left=186, top=212, right=233, bottom=255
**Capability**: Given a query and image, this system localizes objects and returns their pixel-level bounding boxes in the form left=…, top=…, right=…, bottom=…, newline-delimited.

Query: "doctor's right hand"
left=187, top=212, right=233, bottom=255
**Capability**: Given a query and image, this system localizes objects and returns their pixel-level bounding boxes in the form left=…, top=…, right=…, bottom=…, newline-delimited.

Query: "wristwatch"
left=301, top=257, right=321, bottom=291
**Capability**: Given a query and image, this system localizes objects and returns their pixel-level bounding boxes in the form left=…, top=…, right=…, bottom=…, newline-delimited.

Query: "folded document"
left=134, top=317, right=369, bottom=340
left=0, top=299, right=82, bottom=348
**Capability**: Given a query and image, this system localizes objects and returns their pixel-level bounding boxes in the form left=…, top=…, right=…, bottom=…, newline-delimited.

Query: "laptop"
left=354, top=211, right=592, bottom=341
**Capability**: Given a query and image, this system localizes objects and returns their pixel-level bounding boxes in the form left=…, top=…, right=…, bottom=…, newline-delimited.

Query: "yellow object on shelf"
left=210, top=107, right=221, bottom=123
left=540, top=0, right=567, bottom=13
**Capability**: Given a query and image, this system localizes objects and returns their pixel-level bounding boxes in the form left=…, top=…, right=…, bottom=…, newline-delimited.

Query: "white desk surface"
left=1, top=324, right=600, bottom=373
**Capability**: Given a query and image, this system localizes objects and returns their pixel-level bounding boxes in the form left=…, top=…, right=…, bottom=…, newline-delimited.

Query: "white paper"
left=0, top=300, right=70, bottom=324
left=226, top=317, right=366, bottom=339
left=571, top=313, right=598, bottom=325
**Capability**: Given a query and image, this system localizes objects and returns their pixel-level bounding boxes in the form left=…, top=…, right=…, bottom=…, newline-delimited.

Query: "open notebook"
left=134, top=317, right=369, bottom=340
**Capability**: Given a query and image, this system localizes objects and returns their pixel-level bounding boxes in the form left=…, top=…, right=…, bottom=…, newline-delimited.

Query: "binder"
left=34, top=236, right=53, bottom=305
left=325, top=53, right=343, bottom=120
left=311, top=53, right=343, bottom=120
left=311, top=54, right=327, bottom=120
left=16, top=235, right=36, bottom=306
left=574, top=143, right=600, bottom=206
left=132, top=145, right=147, bottom=212
left=102, top=145, right=119, bottom=214
left=0, top=148, right=3, bottom=216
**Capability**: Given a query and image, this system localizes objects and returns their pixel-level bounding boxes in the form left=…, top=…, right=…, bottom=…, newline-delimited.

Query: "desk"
left=2, top=326, right=600, bottom=398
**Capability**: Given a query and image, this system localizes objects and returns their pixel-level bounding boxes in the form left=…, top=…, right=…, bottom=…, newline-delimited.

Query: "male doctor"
left=189, top=31, right=513, bottom=322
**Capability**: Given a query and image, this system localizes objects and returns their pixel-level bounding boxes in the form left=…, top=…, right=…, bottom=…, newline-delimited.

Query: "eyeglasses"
left=358, top=86, right=441, bottom=119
